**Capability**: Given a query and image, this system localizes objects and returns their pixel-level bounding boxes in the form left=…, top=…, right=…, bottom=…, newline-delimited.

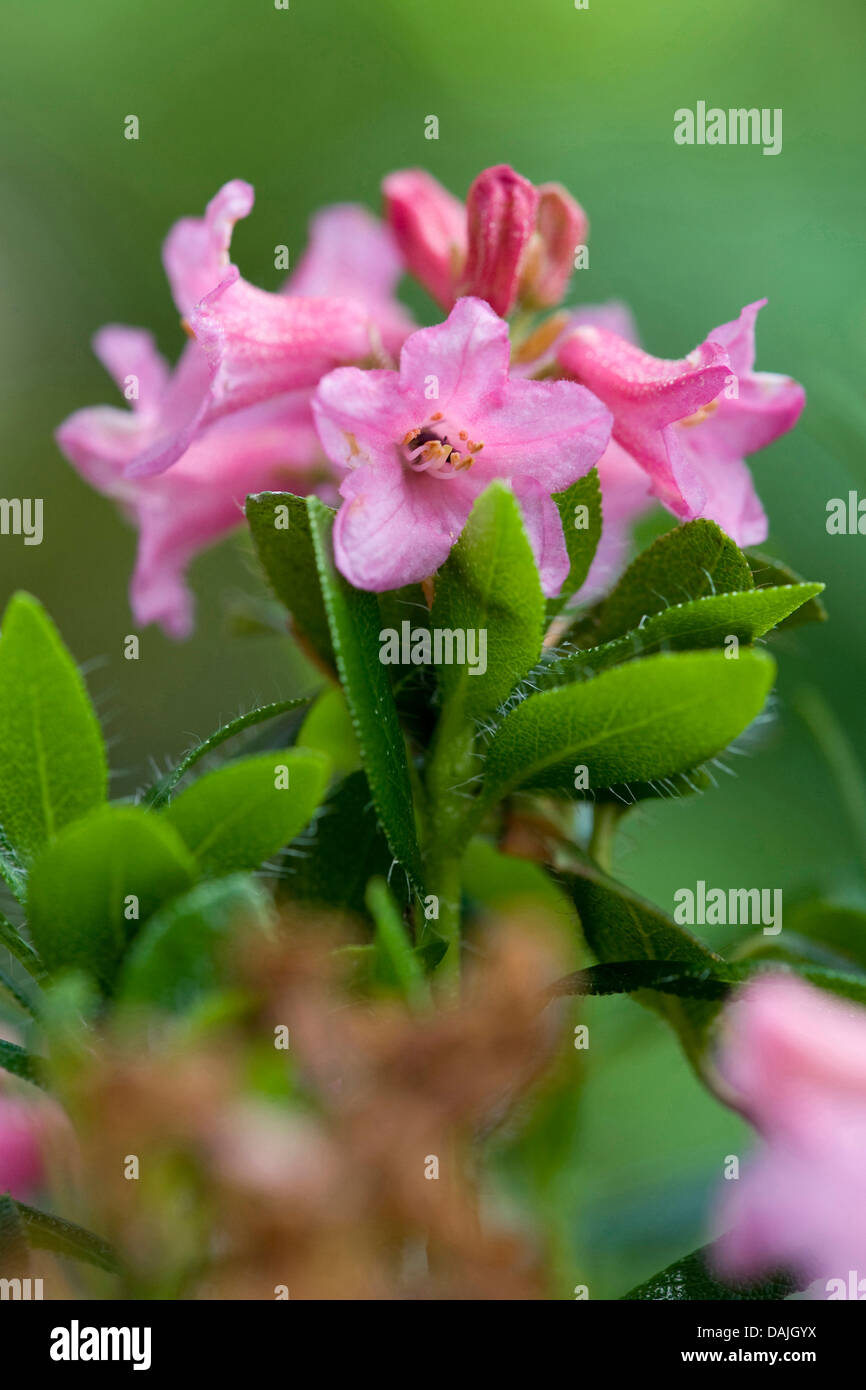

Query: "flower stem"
left=423, top=703, right=477, bottom=996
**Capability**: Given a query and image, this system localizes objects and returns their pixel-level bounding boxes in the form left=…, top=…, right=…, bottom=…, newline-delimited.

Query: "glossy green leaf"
left=622, top=1241, right=802, bottom=1300
left=307, top=498, right=424, bottom=893
left=547, top=467, right=602, bottom=619
left=432, top=482, right=545, bottom=721
left=27, top=805, right=198, bottom=988
left=118, top=875, right=271, bottom=1011
left=573, top=520, right=753, bottom=647
left=162, top=749, right=330, bottom=877
left=544, top=584, right=823, bottom=684
left=0, top=592, right=106, bottom=862
left=747, top=549, right=828, bottom=629
left=246, top=491, right=335, bottom=667
left=481, top=649, right=775, bottom=804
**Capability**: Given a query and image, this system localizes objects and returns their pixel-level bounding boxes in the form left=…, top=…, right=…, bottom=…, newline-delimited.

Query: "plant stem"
left=423, top=703, right=477, bottom=996
left=589, top=802, right=619, bottom=873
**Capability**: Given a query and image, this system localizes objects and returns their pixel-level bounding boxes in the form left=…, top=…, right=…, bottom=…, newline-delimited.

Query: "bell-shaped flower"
left=56, top=327, right=325, bottom=638
left=312, top=296, right=611, bottom=595
left=557, top=300, right=804, bottom=546
left=713, top=975, right=866, bottom=1291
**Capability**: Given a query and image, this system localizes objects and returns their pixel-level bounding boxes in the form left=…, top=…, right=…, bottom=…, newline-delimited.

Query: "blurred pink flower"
left=557, top=300, right=804, bottom=546
left=313, top=297, right=611, bottom=594
left=383, top=164, right=587, bottom=317
left=713, top=975, right=866, bottom=1291
left=0, top=1094, right=63, bottom=1200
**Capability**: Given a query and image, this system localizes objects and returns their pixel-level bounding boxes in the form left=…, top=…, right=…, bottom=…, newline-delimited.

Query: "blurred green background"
left=2, top=0, right=864, bottom=1296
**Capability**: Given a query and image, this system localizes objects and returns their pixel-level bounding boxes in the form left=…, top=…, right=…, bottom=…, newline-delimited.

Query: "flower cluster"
left=57, top=165, right=804, bottom=636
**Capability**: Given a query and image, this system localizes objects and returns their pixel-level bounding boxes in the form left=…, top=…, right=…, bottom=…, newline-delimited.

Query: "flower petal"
left=332, top=459, right=473, bottom=592
left=162, top=179, right=255, bottom=318
left=461, top=165, right=539, bottom=318
left=397, top=296, right=510, bottom=414
left=286, top=203, right=415, bottom=355
left=312, top=367, right=412, bottom=472
left=130, top=392, right=323, bottom=638
left=510, top=478, right=570, bottom=596
left=470, top=376, right=612, bottom=492
left=191, top=276, right=372, bottom=416
left=383, top=169, right=466, bottom=308
left=92, top=325, right=169, bottom=415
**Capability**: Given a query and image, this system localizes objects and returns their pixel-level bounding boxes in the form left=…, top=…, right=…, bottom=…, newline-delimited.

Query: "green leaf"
left=431, top=482, right=545, bottom=722
left=279, top=769, right=403, bottom=917
left=747, top=550, right=828, bottom=629
left=162, top=749, right=330, bottom=877
left=556, top=864, right=722, bottom=1064
left=27, top=805, right=198, bottom=988
left=118, top=875, right=271, bottom=1012
left=548, top=957, right=866, bottom=1003
left=0, top=825, right=27, bottom=902
left=480, top=649, right=776, bottom=804
left=246, top=491, right=335, bottom=667
left=544, top=585, right=823, bottom=684
left=0, top=592, right=106, bottom=862
left=0, top=1039, right=45, bottom=1087
left=549, top=959, right=732, bottom=1001
left=547, top=468, right=602, bottom=619
left=0, top=910, right=43, bottom=978
left=0, top=1194, right=30, bottom=1276
left=14, top=1201, right=117, bottom=1274
left=307, top=498, right=425, bottom=894
left=572, top=520, right=753, bottom=647
left=0, top=962, right=40, bottom=1018
left=144, top=698, right=310, bottom=810
left=365, top=876, right=429, bottom=1006
left=297, top=687, right=361, bottom=780
left=622, top=1241, right=802, bottom=1300
left=784, top=901, right=866, bottom=972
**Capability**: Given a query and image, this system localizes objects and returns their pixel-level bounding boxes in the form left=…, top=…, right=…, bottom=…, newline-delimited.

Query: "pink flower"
left=576, top=441, right=654, bottom=605
left=126, top=182, right=386, bottom=479
left=713, top=975, right=866, bottom=1290
left=287, top=203, right=415, bottom=357
left=459, top=165, right=539, bottom=317
left=383, top=165, right=587, bottom=317
left=0, top=1095, right=56, bottom=1200
left=57, top=328, right=324, bottom=638
left=57, top=183, right=412, bottom=635
left=312, top=296, right=612, bottom=594
left=557, top=300, right=804, bottom=546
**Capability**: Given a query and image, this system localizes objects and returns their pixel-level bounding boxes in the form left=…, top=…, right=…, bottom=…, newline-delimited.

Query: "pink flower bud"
left=382, top=169, right=466, bottom=309
left=520, top=182, right=589, bottom=308
left=461, top=165, right=539, bottom=318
